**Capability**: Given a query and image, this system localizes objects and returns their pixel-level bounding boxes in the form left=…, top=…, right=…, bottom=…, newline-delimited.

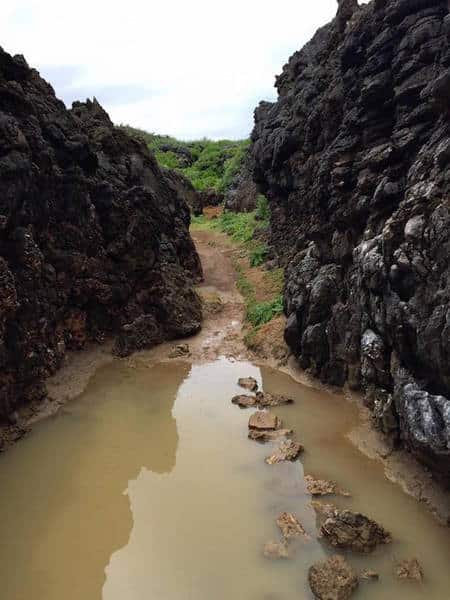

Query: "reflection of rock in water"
left=0, top=360, right=188, bottom=600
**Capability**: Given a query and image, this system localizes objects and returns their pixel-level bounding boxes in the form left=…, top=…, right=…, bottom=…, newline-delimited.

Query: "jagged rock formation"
left=162, top=167, right=204, bottom=217
left=0, top=47, right=202, bottom=421
left=224, top=152, right=259, bottom=212
left=251, top=0, right=450, bottom=484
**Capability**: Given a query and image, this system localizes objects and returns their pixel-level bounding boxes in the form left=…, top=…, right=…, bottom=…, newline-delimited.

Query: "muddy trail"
left=0, top=227, right=450, bottom=600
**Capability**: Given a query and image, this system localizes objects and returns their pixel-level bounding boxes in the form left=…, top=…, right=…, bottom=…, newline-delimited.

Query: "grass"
left=119, top=125, right=249, bottom=192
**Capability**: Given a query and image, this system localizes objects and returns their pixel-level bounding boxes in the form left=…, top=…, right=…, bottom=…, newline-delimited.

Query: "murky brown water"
left=0, top=357, right=449, bottom=599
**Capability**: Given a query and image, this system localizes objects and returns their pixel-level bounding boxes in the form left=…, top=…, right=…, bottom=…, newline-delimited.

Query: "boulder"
left=238, top=377, right=258, bottom=391
left=321, top=510, right=392, bottom=553
left=248, top=411, right=280, bottom=431
left=265, top=440, right=304, bottom=464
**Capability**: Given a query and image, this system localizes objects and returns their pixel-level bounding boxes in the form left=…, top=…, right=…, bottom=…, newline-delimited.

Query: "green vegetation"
left=191, top=196, right=283, bottom=335
left=119, top=125, right=249, bottom=192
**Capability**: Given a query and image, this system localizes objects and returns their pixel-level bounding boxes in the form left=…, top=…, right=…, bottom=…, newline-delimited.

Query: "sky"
left=2, top=0, right=367, bottom=140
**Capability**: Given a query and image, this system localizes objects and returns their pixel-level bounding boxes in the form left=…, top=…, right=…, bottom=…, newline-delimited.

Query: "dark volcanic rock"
left=0, top=47, right=202, bottom=420
left=224, top=151, right=259, bottom=213
left=251, top=0, right=450, bottom=485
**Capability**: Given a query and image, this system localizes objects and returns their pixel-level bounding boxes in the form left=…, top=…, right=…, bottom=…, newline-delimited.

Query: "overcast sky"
left=3, top=0, right=366, bottom=140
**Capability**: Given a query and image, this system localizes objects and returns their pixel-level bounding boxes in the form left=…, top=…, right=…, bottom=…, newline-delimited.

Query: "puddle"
left=0, top=358, right=449, bottom=599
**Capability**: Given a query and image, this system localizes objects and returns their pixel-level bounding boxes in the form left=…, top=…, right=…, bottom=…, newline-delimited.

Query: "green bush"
left=246, top=296, right=283, bottom=327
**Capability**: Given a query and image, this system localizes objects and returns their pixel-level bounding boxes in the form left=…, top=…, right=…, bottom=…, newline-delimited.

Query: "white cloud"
left=2, top=0, right=362, bottom=139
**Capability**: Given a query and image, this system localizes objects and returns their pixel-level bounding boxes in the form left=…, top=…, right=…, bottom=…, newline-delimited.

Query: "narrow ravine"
left=0, top=226, right=449, bottom=600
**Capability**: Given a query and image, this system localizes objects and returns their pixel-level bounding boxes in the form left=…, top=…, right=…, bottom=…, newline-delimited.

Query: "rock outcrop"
left=224, top=151, right=259, bottom=213
left=251, top=0, right=450, bottom=485
left=0, top=47, right=202, bottom=421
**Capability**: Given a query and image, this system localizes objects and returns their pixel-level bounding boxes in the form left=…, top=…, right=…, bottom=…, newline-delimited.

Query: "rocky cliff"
left=0, top=47, right=202, bottom=424
left=252, top=0, right=450, bottom=485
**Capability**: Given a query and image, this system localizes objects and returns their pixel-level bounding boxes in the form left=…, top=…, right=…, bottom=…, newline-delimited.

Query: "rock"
left=310, top=501, right=339, bottom=519
left=238, top=377, right=258, bottom=391
left=394, top=558, right=424, bottom=582
left=265, top=440, right=304, bottom=464
left=232, top=394, right=257, bottom=408
left=251, top=0, right=450, bottom=484
left=224, top=149, right=259, bottom=213
left=168, top=343, right=191, bottom=358
left=308, top=555, right=358, bottom=600
left=321, top=510, right=392, bottom=553
left=248, top=428, right=293, bottom=442
left=276, top=512, right=310, bottom=540
left=255, top=391, right=294, bottom=407
left=0, top=47, right=202, bottom=419
left=248, top=411, right=280, bottom=431
left=262, top=540, right=290, bottom=559
left=360, top=570, right=379, bottom=581
left=305, top=475, right=351, bottom=497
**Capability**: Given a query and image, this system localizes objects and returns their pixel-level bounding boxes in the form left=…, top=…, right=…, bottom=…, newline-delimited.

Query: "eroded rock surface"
left=308, top=554, right=358, bottom=600
left=0, top=48, right=202, bottom=421
left=321, top=510, right=392, bottom=553
left=251, top=0, right=450, bottom=484
left=276, top=512, right=309, bottom=540
left=255, top=391, right=294, bottom=407
left=248, top=411, right=280, bottom=431
left=305, top=475, right=351, bottom=497
left=265, top=440, right=304, bottom=464
left=248, top=428, right=293, bottom=442
left=394, top=558, right=424, bottom=581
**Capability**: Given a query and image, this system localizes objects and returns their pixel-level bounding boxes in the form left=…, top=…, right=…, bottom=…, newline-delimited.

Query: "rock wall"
left=0, top=48, right=202, bottom=421
left=251, top=0, right=450, bottom=485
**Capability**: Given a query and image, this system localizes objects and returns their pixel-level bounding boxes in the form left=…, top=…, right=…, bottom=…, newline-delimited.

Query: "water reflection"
left=0, top=360, right=188, bottom=600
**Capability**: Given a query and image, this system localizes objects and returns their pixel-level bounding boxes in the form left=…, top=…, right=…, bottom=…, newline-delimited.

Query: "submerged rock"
left=321, top=510, right=391, bottom=553
left=360, top=570, right=379, bottom=582
left=308, top=555, right=358, bottom=600
left=248, top=412, right=280, bottom=431
left=255, top=391, right=294, bottom=407
left=305, top=475, right=351, bottom=497
left=248, top=428, right=293, bottom=442
left=276, top=512, right=310, bottom=540
left=238, top=377, right=258, bottom=391
left=310, top=501, right=339, bottom=519
left=394, top=558, right=424, bottom=582
left=265, top=440, right=304, bottom=464
left=262, top=540, right=290, bottom=560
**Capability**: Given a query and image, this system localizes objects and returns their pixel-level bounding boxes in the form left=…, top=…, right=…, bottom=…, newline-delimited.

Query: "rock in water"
left=360, top=570, right=379, bottom=582
left=251, top=0, right=450, bottom=483
left=265, top=440, right=304, bottom=464
left=0, top=47, right=202, bottom=420
left=238, top=377, right=258, bottom=391
left=321, top=510, right=391, bottom=553
left=248, top=412, right=280, bottom=431
left=255, top=391, right=294, bottom=407
left=276, top=512, right=310, bottom=540
left=305, top=475, right=351, bottom=497
left=248, top=428, right=293, bottom=442
left=308, top=555, right=358, bottom=600
left=168, top=343, right=190, bottom=358
left=232, top=394, right=258, bottom=408
left=262, top=540, right=290, bottom=560
left=394, top=558, right=424, bottom=582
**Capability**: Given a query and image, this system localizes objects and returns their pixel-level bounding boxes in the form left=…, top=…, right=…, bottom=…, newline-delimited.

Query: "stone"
left=255, top=391, right=294, bottom=407
left=308, top=555, right=358, bottom=600
left=276, top=512, right=310, bottom=540
left=248, top=428, right=293, bottom=442
left=262, top=540, right=290, bottom=560
left=248, top=411, right=280, bottom=431
left=310, top=501, right=339, bottom=519
left=238, top=377, right=258, bottom=391
left=232, top=394, right=257, bottom=408
left=394, top=558, right=424, bottom=582
left=168, top=343, right=190, bottom=358
left=265, top=440, right=304, bottom=464
left=321, top=510, right=391, bottom=553
left=305, top=475, right=351, bottom=497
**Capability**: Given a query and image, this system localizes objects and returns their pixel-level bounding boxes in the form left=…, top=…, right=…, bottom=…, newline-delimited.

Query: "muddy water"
left=0, top=358, right=449, bottom=600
